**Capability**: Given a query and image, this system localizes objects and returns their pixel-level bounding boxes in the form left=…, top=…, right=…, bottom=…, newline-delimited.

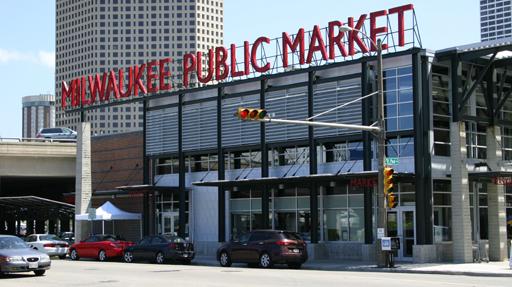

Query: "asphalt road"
left=0, top=259, right=509, bottom=287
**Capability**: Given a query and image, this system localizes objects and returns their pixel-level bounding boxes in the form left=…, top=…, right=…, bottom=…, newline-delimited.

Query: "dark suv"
left=217, top=230, right=307, bottom=269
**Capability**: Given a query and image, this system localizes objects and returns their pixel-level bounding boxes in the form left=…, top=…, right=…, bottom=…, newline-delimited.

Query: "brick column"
left=75, top=122, right=91, bottom=241
left=450, top=121, right=473, bottom=262
left=486, top=125, right=508, bottom=261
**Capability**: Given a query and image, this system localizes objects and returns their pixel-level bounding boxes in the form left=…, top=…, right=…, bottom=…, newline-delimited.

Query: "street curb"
left=194, top=257, right=512, bottom=277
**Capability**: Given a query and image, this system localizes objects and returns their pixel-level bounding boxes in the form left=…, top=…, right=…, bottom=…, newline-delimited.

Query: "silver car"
left=25, top=234, right=69, bottom=259
left=36, top=127, right=77, bottom=140
left=0, top=235, right=51, bottom=276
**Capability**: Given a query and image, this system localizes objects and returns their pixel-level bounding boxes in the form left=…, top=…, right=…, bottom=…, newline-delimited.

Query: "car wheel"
left=259, top=252, right=273, bottom=268
left=219, top=251, right=232, bottom=267
left=123, top=251, right=134, bottom=263
left=98, top=250, right=107, bottom=262
left=59, top=254, right=66, bottom=260
left=34, top=270, right=46, bottom=276
left=155, top=252, right=165, bottom=264
left=288, top=263, right=302, bottom=269
left=70, top=249, right=80, bottom=261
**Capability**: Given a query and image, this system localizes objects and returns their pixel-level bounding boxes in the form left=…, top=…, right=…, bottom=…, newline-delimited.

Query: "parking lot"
left=0, top=259, right=510, bottom=287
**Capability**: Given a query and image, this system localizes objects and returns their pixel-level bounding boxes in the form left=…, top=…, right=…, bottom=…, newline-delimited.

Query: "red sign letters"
left=61, top=4, right=414, bottom=109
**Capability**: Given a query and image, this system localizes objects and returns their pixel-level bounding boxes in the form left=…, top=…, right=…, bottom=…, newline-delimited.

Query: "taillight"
left=168, top=243, right=177, bottom=249
left=44, top=243, right=56, bottom=248
left=276, top=239, right=296, bottom=246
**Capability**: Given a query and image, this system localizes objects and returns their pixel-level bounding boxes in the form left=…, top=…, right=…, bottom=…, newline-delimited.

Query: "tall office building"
left=22, top=94, right=56, bottom=138
left=480, top=0, right=512, bottom=41
left=56, top=0, right=224, bottom=135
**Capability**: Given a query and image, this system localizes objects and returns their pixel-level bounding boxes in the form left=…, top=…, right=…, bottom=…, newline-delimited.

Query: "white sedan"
left=25, top=234, right=69, bottom=259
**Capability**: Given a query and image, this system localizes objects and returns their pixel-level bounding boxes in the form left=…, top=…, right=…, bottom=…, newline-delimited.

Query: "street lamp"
left=340, top=25, right=388, bottom=267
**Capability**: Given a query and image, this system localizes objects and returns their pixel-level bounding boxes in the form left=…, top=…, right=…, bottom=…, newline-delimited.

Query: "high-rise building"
left=22, top=94, right=56, bottom=138
left=480, top=0, right=512, bottom=41
left=55, top=0, right=224, bottom=135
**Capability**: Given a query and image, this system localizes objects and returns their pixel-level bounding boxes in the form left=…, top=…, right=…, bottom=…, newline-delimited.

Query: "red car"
left=69, top=234, right=134, bottom=261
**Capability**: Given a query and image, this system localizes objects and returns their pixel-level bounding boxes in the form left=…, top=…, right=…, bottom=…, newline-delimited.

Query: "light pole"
left=339, top=26, right=388, bottom=267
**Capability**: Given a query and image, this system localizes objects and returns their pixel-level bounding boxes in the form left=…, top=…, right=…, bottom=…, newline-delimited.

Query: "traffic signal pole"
left=375, top=39, right=389, bottom=268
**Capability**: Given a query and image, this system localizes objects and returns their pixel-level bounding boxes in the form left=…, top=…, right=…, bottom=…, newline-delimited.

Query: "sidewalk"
left=193, top=256, right=512, bottom=277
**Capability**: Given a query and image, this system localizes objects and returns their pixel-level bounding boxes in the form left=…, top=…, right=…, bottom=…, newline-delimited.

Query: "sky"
left=0, top=0, right=479, bottom=138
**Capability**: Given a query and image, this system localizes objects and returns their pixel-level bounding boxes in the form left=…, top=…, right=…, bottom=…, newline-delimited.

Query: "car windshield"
left=162, top=235, right=186, bottom=243
left=100, top=235, right=124, bottom=242
left=40, top=235, right=62, bottom=241
left=0, top=237, right=29, bottom=249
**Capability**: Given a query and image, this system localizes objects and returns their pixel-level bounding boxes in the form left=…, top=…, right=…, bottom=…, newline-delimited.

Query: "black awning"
left=192, top=171, right=414, bottom=187
left=115, top=184, right=183, bottom=192
left=467, top=171, right=512, bottom=181
left=0, top=196, right=75, bottom=215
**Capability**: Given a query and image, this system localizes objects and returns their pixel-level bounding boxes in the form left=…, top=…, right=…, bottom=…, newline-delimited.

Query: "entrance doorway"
left=387, top=207, right=416, bottom=261
left=160, top=211, right=179, bottom=235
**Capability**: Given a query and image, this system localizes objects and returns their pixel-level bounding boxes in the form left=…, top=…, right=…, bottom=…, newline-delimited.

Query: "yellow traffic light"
left=387, top=192, right=398, bottom=209
left=383, top=167, right=394, bottom=195
left=235, top=107, right=267, bottom=121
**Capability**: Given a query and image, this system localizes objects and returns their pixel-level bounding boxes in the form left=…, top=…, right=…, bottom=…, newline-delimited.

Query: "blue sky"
left=0, top=0, right=479, bottom=138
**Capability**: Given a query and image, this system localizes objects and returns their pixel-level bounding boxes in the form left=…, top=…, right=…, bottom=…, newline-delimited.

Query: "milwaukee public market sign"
left=61, top=4, right=416, bottom=109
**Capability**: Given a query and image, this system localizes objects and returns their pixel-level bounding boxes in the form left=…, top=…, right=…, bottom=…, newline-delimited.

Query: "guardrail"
left=0, top=137, right=77, bottom=143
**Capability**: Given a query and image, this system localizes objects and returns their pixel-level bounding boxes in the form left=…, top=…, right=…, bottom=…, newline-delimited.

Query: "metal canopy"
left=0, top=196, right=75, bottom=215
left=192, top=171, right=414, bottom=187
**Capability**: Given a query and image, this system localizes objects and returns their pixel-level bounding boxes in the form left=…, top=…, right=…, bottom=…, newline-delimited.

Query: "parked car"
left=59, top=232, right=75, bottom=245
left=0, top=235, right=51, bottom=276
left=36, top=127, right=77, bottom=140
left=69, top=234, right=134, bottom=261
left=217, top=230, right=308, bottom=269
left=25, top=234, right=69, bottom=259
left=123, top=234, right=194, bottom=264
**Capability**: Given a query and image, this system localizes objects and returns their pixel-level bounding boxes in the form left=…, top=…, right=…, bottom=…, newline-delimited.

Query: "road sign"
left=377, top=228, right=385, bottom=239
left=385, top=157, right=400, bottom=165
left=381, top=237, right=391, bottom=251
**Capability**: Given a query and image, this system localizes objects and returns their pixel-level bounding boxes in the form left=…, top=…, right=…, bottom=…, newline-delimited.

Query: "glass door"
left=387, top=207, right=415, bottom=261
left=161, top=211, right=179, bottom=235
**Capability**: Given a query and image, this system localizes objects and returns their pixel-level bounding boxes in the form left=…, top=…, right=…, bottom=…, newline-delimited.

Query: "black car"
left=123, top=235, right=194, bottom=264
left=217, top=230, right=308, bottom=269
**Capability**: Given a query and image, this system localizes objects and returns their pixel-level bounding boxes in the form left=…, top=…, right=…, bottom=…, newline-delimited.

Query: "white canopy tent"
left=75, top=201, right=142, bottom=238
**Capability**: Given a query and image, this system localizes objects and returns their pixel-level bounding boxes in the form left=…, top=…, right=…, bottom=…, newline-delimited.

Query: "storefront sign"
left=350, top=178, right=377, bottom=188
left=491, top=177, right=512, bottom=185
left=61, top=4, right=416, bottom=109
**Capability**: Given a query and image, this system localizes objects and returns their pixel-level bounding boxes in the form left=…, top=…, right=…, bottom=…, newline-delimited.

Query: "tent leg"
left=102, top=221, right=104, bottom=234
left=113, top=221, right=115, bottom=235
left=140, top=219, right=142, bottom=239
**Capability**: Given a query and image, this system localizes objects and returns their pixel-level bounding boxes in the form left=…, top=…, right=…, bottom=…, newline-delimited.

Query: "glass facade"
left=322, top=184, right=365, bottom=242
left=155, top=191, right=189, bottom=237
left=384, top=66, right=414, bottom=131
left=432, top=64, right=451, bottom=157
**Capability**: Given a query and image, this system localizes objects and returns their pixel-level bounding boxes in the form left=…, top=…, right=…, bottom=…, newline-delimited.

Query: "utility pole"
left=375, top=38, right=389, bottom=267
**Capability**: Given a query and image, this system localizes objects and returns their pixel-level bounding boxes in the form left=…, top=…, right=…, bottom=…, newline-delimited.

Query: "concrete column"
left=75, top=122, right=92, bottom=241
left=450, top=121, right=473, bottom=262
left=486, top=126, right=508, bottom=261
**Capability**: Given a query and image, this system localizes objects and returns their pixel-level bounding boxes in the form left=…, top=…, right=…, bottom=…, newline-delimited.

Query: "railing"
left=0, top=137, right=77, bottom=143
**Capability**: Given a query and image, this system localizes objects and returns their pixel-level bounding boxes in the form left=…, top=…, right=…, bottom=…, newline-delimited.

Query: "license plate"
left=293, top=249, right=300, bottom=253
left=28, top=262, right=38, bottom=269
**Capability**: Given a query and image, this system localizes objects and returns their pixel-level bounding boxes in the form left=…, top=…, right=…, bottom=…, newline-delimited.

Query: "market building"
left=67, top=5, right=512, bottom=263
